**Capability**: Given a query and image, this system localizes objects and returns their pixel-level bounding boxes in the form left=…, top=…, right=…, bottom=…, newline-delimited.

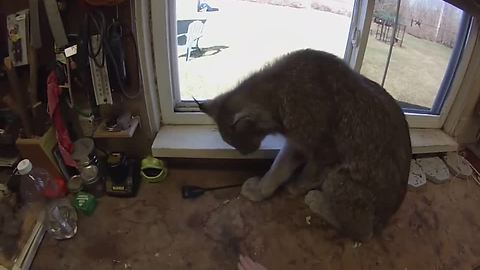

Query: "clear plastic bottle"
left=16, top=159, right=77, bottom=240
left=17, top=159, right=66, bottom=201
left=17, top=159, right=48, bottom=205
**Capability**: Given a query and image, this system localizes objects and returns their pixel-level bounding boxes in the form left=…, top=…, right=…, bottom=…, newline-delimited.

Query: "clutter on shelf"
left=0, top=0, right=154, bottom=268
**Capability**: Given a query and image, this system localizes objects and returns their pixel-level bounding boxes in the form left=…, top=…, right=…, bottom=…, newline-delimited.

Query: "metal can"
left=68, top=175, right=83, bottom=194
left=72, top=138, right=98, bottom=169
left=80, top=165, right=104, bottom=197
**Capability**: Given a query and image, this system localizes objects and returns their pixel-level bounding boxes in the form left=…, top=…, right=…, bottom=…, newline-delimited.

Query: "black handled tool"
left=181, top=184, right=243, bottom=199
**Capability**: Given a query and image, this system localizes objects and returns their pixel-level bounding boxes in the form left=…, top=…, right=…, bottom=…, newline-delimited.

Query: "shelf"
left=93, top=118, right=139, bottom=139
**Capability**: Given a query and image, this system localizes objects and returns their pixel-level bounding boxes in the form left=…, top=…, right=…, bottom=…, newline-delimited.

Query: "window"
left=175, top=0, right=355, bottom=102
left=360, top=0, right=468, bottom=114
left=151, top=0, right=475, bottom=127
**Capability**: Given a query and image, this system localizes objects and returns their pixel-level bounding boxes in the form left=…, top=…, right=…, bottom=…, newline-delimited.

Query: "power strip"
left=89, top=34, right=113, bottom=105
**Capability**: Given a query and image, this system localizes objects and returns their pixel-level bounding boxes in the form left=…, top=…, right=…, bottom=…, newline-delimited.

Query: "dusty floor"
left=32, top=166, right=480, bottom=270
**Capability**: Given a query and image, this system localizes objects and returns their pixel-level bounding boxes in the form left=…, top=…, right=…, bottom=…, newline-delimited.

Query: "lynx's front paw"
left=241, top=177, right=267, bottom=202
left=286, top=183, right=309, bottom=198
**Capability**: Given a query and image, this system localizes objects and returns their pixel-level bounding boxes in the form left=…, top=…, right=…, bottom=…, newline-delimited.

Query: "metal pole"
left=381, top=0, right=402, bottom=87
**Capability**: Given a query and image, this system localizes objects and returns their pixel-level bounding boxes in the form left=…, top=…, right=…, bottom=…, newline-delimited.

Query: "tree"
left=374, top=0, right=398, bottom=22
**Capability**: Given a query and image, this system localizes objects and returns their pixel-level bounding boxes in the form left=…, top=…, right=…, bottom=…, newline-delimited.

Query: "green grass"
left=361, top=33, right=453, bottom=109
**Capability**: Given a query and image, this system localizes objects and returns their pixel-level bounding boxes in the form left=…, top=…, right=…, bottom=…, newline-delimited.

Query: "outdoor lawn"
left=361, top=31, right=453, bottom=109
left=177, top=0, right=453, bottom=109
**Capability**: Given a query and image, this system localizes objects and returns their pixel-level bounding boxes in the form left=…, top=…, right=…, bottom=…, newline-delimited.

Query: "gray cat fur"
left=199, top=49, right=411, bottom=241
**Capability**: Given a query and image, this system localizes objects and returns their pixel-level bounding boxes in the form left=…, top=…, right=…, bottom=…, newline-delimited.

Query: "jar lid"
left=80, top=165, right=99, bottom=184
left=16, top=159, right=33, bottom=175
left=68, top=175, right=83, bottom=193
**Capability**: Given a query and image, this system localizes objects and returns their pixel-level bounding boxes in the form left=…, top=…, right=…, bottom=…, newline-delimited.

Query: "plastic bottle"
left=16, top=159, right=77, bottom=240
left=17, top=159, right=66, bottom=202
left=17, top=159, right=48, bottom=205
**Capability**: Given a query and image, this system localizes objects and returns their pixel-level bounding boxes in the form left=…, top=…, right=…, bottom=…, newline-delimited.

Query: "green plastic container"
left=72, top=192, right=97, bottom=216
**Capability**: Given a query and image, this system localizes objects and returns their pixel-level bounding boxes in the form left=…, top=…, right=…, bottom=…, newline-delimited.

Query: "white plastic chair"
left=177, top=20, right=204, bottom=61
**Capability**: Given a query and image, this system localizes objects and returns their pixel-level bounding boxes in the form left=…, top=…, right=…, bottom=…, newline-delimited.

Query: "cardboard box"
left=16, top=127, right=62, bottom=178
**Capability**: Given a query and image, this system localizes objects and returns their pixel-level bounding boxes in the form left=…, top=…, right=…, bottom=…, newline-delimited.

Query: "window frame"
left=429, top=14, right=472, bottom=115
left=150, top=0, right=478, bottom=128
left=151, top=0, right=212, bottom=124
left=353, top=0, right=476, bottom=128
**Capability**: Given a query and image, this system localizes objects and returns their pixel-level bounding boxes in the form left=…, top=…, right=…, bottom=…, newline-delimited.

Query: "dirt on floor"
left=32, top=167, right=480, bottom=270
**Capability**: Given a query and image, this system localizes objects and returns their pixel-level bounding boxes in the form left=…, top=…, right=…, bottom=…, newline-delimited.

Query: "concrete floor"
left=32, top=167, right=480, bottom=270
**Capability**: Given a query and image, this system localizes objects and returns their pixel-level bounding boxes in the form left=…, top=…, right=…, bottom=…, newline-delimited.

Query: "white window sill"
left=151, top=125, right=458, bottom=159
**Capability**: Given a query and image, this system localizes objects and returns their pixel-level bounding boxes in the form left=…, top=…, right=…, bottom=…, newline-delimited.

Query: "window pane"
left=360, top=0, right=465, bottom=111
left=175, top=0, right=355, bottom=101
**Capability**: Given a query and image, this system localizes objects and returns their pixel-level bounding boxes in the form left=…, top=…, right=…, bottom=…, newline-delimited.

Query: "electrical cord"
left=83, top=9, right=141, bottom=100
left=84, top=10, right=107, bottom=68
left=108, top=25, right=141, bottom=99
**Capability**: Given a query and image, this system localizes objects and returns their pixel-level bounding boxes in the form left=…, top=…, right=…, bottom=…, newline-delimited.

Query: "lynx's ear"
left=194, top=98, right=217, bottom=116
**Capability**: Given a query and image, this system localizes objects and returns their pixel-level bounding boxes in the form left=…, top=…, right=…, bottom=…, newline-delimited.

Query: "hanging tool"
left=28, top=47, right=39, bottom=109
left=43, top=0, right=68, bottom=48
left=29, top=0, right=42, bottom=49
left=4, top=57, right=34, bottom=137
left=56, top=47, right=75, bottom=108
left=47, top=71, right=76, bottom=167
left=181, top=184, right=243, bottom=199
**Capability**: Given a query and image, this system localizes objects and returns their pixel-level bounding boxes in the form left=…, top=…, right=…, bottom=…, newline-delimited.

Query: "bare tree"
left=437, top=3, right=462, bottom=47
left=374, top=0, right=398, bottom=21
left=395, top=0, right=460, bottom=46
